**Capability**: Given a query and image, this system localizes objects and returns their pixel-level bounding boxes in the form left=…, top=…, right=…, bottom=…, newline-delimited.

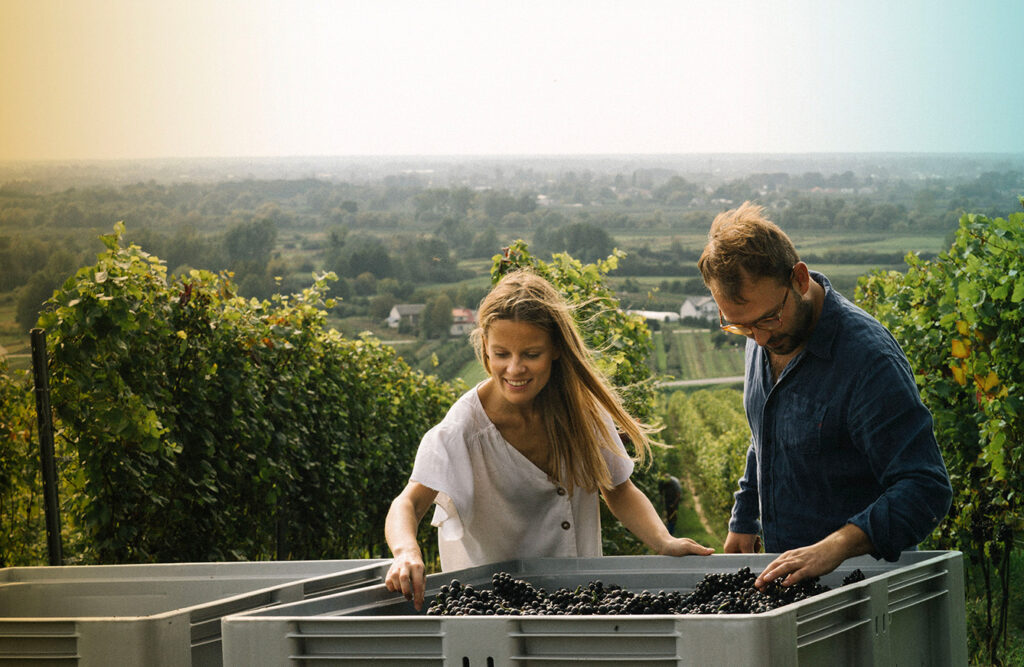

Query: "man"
left=697, top=202, right=952, bottom=589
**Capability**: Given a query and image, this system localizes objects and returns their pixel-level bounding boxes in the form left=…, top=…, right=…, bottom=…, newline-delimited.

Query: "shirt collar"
left=804, top=271, right=839, bottom=361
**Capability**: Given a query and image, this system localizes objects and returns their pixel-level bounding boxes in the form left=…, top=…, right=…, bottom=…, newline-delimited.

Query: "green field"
left=675, top=479, right=723, bottom=547
left=0, top=296, right=31, bottom=372
left=653, top=328, right=745, bottom=381
left=808, top=263, right=904, bottom=298
left=614, top=229, right=951, bottom=257
left=456, top=359, right=488, bottom=386
left=791, top=232, right=951, bottom=255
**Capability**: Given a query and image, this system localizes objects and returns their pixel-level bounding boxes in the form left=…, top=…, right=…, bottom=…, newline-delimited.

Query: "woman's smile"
left=483, top=319, right=559, bottom=407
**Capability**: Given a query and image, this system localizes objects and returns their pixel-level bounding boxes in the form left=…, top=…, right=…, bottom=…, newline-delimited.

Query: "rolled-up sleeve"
left=845, top=350, right=952, bottom=561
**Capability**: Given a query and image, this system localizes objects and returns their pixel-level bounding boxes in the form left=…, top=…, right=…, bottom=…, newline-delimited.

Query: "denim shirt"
left=729, top=272, right=952, bottom=561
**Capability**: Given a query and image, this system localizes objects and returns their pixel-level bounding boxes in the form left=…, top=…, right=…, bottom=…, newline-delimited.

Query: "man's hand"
left=723, top=531, right=762, bottom=553
left=754, top=523, right=872, bottom=589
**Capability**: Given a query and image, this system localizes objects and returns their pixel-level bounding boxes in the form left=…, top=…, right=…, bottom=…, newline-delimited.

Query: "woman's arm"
left=601, top=479, right=714, bottom=556
left=384, top=481, right=439, bottom=611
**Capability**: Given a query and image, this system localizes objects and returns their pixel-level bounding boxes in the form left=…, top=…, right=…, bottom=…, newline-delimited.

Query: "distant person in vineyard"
left=385, top=270, right=713, bottom=610
left=697, top=201, right=952, bottom=589
left=658, top=474, right=683, bottom=535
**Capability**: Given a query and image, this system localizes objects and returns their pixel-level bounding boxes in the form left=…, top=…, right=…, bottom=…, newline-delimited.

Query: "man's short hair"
left=697, top=201, right=800, bottom=303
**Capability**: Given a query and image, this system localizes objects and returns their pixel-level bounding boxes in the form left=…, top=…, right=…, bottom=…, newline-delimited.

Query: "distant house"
left=449, top=308, right=477, bottom=337
left=387, top=304, right=426, bottom=330
left=679, top=296, right=719, bottom=322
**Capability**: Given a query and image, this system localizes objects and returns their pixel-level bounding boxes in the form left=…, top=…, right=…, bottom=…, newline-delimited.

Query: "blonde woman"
left=385, top=270, right=712, bottom=610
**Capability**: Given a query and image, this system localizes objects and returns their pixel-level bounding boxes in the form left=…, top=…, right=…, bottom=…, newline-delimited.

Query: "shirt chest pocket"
left=775, top=393, right=828, bottom=453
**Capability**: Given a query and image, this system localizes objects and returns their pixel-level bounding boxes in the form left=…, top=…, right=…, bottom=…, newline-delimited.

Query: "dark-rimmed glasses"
left=719, top=287, right=790, bottom=336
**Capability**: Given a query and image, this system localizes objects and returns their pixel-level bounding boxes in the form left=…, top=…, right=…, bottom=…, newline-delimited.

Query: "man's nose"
left=752, top=329, right=772, bottom=347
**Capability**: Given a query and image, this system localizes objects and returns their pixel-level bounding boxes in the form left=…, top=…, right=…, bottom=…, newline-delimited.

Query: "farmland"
left=2, top=154, right=1019, bottom=380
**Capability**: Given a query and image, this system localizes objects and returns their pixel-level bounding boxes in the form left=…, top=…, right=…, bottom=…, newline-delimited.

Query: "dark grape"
left=425, top=566, right=836, bottom=616
left=842, top=569, right=866, bottom=585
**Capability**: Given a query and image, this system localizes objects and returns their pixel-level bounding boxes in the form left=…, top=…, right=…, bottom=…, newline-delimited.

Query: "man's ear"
left=792, top=261, right=811, bottom=294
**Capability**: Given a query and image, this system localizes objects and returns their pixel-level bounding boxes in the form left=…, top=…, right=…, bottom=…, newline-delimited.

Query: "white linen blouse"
left=410, top=383, right=634, bottom=571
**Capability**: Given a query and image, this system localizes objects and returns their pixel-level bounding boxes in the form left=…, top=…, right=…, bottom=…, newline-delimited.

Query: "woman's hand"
left=384, top=481, right=439, bottom=611
left=385, top=548, right=427, bottom=611
left=657, top=536, right=716, bottom=557
left=602, top=479, right=713, bottom=556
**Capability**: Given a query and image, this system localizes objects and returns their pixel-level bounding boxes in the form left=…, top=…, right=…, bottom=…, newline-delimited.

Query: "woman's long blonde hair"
left=470, top=270, right=652, bottom=493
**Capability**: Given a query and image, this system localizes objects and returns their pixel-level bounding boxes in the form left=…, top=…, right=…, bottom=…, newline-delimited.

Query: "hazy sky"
left=2, top=0, right=1021, bottom=161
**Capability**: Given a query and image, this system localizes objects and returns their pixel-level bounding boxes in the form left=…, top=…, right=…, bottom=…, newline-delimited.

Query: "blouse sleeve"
left=601, top=414, right=635, bottom=486
left=410, top=420, right=476, bottom=529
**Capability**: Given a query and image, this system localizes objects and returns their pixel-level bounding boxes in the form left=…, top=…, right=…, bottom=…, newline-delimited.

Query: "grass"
left=664, top=330, right=685, bottom=375
left=791, top=232, right=951, bottom=255
left=674, top=483, right=722, bottom=549
left=615, top=231, right=709, bottom=250
left=613, top=229, right=951, bottom=257
left=456, top=359, right=487, bottom=386
left=665, top=329, right=745, bottom=380
left=650, top=331, right=668, bottom=373
left=417, top=265, right=493, bottom=294
left=964, top=547, right=1024, bottom=666
left=809, top=262, right=905, bottom=299
left=0, top=296, right=32, bottom=372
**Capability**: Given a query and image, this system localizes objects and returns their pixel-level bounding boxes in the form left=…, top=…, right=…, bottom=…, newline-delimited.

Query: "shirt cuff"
left=728, top=505, right=761, bottom=536
left=847, top=513, right=891, bottom=561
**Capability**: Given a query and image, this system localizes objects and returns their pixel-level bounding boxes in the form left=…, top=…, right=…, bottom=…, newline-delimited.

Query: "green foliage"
left=0, top=360, right=48, bottom=565
left=39, top=222, right=460, bottom=563
left=857, top=204, right=1024, bottom=665
left=965, top=549, right=1024, bottom=667
left=223, top=216, right=278, bottom=267
left=533, top=222, right=615, bottom=263
left=409, top=338, right=478, bottom=381
left=15, top=249, right=84, bottom=332
left=422, top=293, right=454, bottom=340
left=661, top=388, right=747, bottom=540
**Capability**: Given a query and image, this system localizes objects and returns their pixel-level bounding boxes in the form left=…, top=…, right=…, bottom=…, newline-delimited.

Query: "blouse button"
left=561, top=521, right=571, bottom=530
left=556, top=487, right=566, bottom=496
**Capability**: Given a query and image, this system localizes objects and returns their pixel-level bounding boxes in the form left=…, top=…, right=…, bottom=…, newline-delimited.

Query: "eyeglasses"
left=719, top=287, right=790, bottom=336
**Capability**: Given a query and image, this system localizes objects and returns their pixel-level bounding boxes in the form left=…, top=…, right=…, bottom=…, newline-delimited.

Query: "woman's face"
left=484, top=318, right=560, bottom=408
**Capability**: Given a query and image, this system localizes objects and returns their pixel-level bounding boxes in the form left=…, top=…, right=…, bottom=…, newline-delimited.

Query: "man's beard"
left=763, top=292, right=814, bottom=356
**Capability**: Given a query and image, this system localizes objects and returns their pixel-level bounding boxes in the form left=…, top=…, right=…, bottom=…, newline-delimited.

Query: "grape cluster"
left=419, top=569, right=876, bottom=614
left=425, top=567, right=864, bottom=616
left=842, top=568, right=866, bottom=585
left=664, top=567, right=829, bottom=614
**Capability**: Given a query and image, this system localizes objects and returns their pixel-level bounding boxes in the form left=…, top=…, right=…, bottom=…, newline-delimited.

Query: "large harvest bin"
left=0, top=558, right=391, bottom=666
left=221, top=551, right=966, bottom=667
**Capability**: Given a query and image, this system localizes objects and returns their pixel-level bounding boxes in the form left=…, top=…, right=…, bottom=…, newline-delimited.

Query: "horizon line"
left=3, top=150, right=1024, bottom=165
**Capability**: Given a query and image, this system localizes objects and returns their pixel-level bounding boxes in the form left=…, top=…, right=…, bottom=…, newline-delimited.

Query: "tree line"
left=3, top=168, right=1021, bottom=336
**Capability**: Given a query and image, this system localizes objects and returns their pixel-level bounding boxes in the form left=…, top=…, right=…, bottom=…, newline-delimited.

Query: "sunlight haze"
left=1, top=0, right=1021, bottom=161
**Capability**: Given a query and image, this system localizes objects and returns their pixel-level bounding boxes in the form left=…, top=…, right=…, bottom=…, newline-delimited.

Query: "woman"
left=385, top=270, right=712, bottom=609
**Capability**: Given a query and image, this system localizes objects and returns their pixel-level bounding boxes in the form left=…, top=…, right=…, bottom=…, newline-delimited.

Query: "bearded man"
left=697, top=201, right=952, bottom=589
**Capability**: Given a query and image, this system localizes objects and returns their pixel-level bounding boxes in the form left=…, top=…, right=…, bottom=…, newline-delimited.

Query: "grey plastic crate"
left=221, top=551, right=966, bottom=666
left=0, top=558, right=390, bottom=666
